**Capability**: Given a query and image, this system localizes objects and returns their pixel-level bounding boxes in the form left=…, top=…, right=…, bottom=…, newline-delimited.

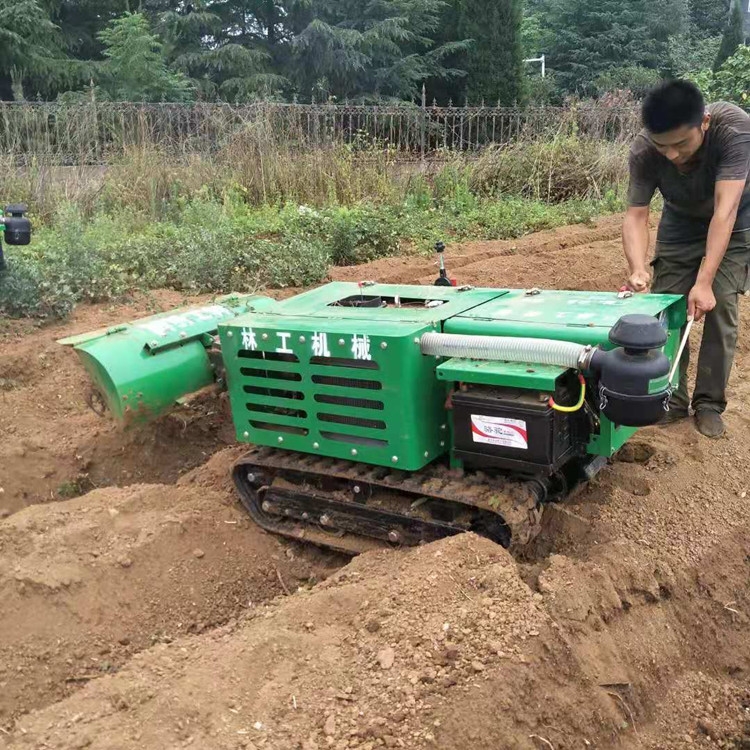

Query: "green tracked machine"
left=56, top=243, right=686, bottom=555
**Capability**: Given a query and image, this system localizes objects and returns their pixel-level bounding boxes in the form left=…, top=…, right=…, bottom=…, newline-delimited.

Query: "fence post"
left=421, top=83, right=426, bottom=164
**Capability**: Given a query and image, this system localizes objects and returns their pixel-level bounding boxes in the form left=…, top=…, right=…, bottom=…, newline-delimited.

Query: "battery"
left=451, top=379, right=588, bottom=476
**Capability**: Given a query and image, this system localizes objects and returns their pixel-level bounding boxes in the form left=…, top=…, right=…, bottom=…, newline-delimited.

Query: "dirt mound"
left=7, top=526, right=750, bottom=750
left=0, top=481, right=344, bottom=721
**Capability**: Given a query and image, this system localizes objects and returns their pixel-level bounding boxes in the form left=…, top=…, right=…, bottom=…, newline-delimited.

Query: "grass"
left=0, top=135, right=629, bottom=320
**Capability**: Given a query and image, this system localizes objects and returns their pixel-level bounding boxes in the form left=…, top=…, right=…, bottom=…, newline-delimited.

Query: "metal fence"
left=0, top=101, right=640, bottom=165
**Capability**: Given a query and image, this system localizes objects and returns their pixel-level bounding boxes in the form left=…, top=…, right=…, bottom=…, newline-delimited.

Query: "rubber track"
left=233, top=446, right=543, bottom=555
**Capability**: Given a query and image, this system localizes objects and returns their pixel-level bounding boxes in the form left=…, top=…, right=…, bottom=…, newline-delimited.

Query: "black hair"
left=641, top=79, right=705, bottom=134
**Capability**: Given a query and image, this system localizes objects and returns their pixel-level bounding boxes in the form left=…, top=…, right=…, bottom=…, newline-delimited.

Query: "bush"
left=470, top=137, right=628, bottom=202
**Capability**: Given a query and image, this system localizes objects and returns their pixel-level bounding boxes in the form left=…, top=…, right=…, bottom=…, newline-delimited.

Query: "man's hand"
left=626, top=268, right=651, bottom=292
left=688, top=281, right=716, bottom=320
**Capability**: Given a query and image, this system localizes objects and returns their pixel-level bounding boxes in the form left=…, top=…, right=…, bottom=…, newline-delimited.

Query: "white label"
left=312, top=332, right=330, bottom=357
left=351, top=334, right=372, bottom=361
left=137, top=304, right=231, bottom=337
left=471, top=415, right=528, bottom=450
left=275, top=332, right=293, bottom=354
left=241, top=327, right=258, bottom=351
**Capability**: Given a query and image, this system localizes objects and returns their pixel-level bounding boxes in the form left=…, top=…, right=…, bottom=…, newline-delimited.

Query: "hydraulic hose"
left=420, top=332, right=594, bottom=370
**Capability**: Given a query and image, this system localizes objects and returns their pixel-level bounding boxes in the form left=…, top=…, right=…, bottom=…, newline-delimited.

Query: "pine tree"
left=97, top=12, right=193, bottom=101
left=714, top=0, right=745, bottom=71
left=541, top=0, right=676, bottom=94
left=290, top=0, right=468, bottom=102
left=0, top=0, right=68, bottom=100
left=690, top=0, right=731, bottom=38
left=457, top=0, right=523, bottom=105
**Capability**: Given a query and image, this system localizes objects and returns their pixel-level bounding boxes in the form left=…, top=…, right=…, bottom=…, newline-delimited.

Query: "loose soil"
left=3, top=212, right=750, bottom=749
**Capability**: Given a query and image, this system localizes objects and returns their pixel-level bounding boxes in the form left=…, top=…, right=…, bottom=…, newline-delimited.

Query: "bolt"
left=388, top=530, right=401, bottom=543
left=299, top=335, right=306, bottom=344
left=261, top=501, right=272, bottom=512
left=247, top=472, right=256, bottom=482
left=380, top=341, right=388, bottom=350
left=440, top=441, right=445, bottom=447
left=414, top=337, right=420, bottom=344
left=320, top=514, right=331, bottom=526
left=301, top=512, right=309, bottom=520
left=313, top=442, right=320, bottom=449
left=392, top=456, right=399, bottom=463
left=150, top=340, right=158, bottom=348
left=262, top=333, right=268, bottom=340
left=351, top=448, right=358, bottom=457
left=424, top=451, right=429, bottom=458
left=227, top=331, right=233, bottom=338
left=440, top=424, right=447, bottom=431
left=338, top=338, right=345, bottom=346
left=278, top=436, right=284, bottom=444
left=243, top=431, right=250, bottom=438
left=353, top=485, right=361, bottom=494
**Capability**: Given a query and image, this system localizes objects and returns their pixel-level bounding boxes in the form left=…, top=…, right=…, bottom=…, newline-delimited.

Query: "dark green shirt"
left=627, top=101, right=750, bottom=244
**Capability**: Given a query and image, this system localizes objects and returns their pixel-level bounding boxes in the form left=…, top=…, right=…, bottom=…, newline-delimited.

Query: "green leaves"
left=97, top=13, right=193, bottom=102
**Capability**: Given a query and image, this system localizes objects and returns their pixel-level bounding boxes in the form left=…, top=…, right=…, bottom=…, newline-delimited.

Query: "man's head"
left=642, top=79, right=709, bottom=167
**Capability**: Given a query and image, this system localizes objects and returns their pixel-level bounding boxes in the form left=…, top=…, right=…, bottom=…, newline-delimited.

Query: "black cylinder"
left=4, top=205, right=31, bottom=246
left=590, top=314, right=671, bottom=427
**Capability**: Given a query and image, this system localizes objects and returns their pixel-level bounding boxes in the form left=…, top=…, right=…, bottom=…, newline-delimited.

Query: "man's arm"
left=623, top=140, right=657, bottom=291
left=623, top=205, right=652, bottom=291
left=688, top=179, right=745, bottom=319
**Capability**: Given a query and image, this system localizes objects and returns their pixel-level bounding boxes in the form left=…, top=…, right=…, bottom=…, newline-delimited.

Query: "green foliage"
left=521, top=12, right=543, bottom=58
left=690, top=0, right=731, bottom=37
left=714, top=0, right=745, bottom=71
left=594, top=66, right=662, bottom=98
left=540, top=0, right=687, bottom=94
left=470, top=137, right=629, bottom=203
left=711, top=45, right=750, bottom=106
left=668, top=31, right=722, bottom=78
left=96, top=13, right=193, bottom=102
left=0, top=0, right=72, bottom=100
left=0, top=141, right=628, bottom=320
left=457, top=0, right=524, bottom=105
left=290, top=0, right=469, bottom=101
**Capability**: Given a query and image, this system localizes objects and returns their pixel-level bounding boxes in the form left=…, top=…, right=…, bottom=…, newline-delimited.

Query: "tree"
left=157, top=4, right=286, bottom=101
left=540, top=0, right=686, bottom=94
left=714, top=0, right=745, bottom=71
left=668, top=30, right=722, bottom=77
left=290, top=0, right=468, bottom=101
left=457, top=0, right=523, bottom=105
left=0, top=0, right=69, bottom=100
left=96, top=12, right=192, bottom=101
left=690, top=0, right=731, bottom=38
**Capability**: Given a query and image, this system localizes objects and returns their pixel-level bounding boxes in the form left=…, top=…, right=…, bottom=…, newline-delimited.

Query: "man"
left=623, top=79, right=750, bottom=438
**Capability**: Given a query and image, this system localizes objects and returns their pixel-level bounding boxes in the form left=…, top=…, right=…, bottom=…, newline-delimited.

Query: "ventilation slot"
left=243, top=385, right=304, bottom=400
left=310, top=356, right=379, bottom=370
left=314, top=394, right=384, bottom=410
left=320, top=431, right=388, bottom=447
left=240, top=367, right=302, bottom=382
left=312, top=375, right=382, bottom=390
left=239, top=351, right=299, bottom=363
left=248, top=404, right=307, bottom=419
left=250, top=421, right=309, bottom=436
left=318, top=413, right=385, bottom=430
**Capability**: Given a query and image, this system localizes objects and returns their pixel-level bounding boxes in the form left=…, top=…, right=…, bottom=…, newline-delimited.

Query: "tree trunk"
left=0, top=73, right=14, bottom=102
